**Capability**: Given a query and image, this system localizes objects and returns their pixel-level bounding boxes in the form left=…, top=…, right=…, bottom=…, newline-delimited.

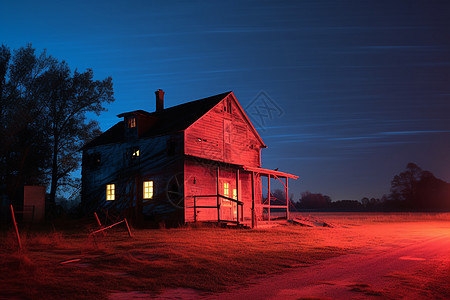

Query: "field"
left=1, top=213, right=450, bottom=299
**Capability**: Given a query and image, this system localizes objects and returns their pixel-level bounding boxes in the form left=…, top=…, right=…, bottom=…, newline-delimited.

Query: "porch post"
left=216, top=167, right=220, bottom=223
left=251, top=171, right=255, bottom=228
left=268, top=174, right=271, bottom=222
left=286, top=177, right=289, bottom=220
left=236, top=168, right=240, bottom=225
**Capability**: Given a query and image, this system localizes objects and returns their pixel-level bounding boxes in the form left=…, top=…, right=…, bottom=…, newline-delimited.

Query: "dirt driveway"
left=207, top=232, right=450, bottom=299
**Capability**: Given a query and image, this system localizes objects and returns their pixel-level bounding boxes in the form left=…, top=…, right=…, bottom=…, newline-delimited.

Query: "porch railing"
left=188, top=194, right=243, bottom=225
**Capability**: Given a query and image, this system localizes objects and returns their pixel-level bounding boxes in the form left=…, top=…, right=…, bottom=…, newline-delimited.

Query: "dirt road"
left=207, top=233, right=450, bottom=300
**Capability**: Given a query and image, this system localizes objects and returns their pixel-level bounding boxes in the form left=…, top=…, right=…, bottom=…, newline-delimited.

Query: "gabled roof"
left=83, top=91, right=234, bottom=149
left=141, top=91, right=232, bottom=138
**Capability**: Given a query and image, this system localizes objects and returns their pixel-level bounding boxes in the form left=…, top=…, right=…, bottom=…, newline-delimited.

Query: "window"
left=127, top=117, right=136, bottom=128
left=106, top=184, right=115, bottom=201
left=223, top=182, right=229, bottom=197
left=127, top=146, right=140, bottom=160
left=222, top=182, right=231, bottom=207
left=143, top=181, right=153, bottom=199
left=233, top=189, right=237, bottom=200
left=224, top=120, right=231, bottom=144
left=224, top=98, right=231, bottom=113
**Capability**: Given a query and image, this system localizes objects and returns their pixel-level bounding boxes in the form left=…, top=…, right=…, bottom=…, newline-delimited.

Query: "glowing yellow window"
left=128, top=117, right=136, bottom=128
left=106, top=184, right=115, bottom=201
left=233, top=189, right=237, bottom=200
left=223, top=183, right=229, bottom=197
left=143, top=181, right=153, bottom=199
left=133, top=149, right=139, bottom=157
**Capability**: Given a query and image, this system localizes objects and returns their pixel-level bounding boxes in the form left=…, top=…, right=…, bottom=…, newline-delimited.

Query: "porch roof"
left=242, top=166, right=298, bottom=179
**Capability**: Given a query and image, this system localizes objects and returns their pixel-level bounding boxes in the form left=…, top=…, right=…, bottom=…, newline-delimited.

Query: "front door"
left=220, top=182, right=238, bottom=221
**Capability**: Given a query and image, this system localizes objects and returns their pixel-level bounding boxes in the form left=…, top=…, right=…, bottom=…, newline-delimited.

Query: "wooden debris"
left=292, top=215, right=335, bottom=228
left=60, top=258, right=82, bottom=265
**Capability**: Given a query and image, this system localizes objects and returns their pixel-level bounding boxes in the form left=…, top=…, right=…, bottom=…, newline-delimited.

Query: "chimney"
left=155, top=89, right=165, bottom=111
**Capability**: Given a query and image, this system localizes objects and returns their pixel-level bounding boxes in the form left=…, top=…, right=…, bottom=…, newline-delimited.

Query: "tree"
left=0, top=44, right=114, bottom=207
left=389, top=162, right=423, bottom=203
left=0, top=45, right=55, bottom=203
left=271, top=188, right=294, bottom=204
left=38, top=61, right=113, bottom=206
left=297, top=191, right=332, bottom=209
left=389, top=163, right=450, bottom=211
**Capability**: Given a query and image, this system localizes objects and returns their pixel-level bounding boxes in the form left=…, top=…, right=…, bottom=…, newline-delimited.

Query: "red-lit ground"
left=208, top=221, right=450, bottom=299
left=1, top=213, right=450, bottom=299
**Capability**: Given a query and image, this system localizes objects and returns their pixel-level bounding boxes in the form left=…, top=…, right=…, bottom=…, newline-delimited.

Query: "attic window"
left=127, top=117, right=136, bottom=128
left=106, top=184, right=115, bottom=201
left=224, top=98, right=232, bottom=113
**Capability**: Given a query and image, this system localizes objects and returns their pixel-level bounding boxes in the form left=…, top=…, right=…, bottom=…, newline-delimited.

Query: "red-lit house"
left=81, top=90, right=297, bottom=227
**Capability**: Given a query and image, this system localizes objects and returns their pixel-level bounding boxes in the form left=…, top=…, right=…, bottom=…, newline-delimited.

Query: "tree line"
left=0, top=44, right=114, bottom=210
left=293, top=163, right=450, bottom=212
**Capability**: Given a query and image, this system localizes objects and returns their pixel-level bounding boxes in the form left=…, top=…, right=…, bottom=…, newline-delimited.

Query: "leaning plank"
left=292, top=217, right=315, bottom=227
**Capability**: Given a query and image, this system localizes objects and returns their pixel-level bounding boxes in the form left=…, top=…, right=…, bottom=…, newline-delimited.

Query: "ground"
left=1, top=213, right=449, bottom=299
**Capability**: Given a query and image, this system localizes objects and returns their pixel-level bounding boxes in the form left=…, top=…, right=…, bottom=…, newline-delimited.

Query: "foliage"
left=388, top=163, right=450, bottom=211
left=0, top=44, right=114, bottom=206
left=296, top=191, right=332, bottom=209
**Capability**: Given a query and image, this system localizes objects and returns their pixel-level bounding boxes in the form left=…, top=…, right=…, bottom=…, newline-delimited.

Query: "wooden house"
left=81, top=90, right=297, bottom=227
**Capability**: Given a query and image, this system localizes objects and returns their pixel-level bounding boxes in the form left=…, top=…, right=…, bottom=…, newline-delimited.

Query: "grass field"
left=1, top=213, right=449, bottom=299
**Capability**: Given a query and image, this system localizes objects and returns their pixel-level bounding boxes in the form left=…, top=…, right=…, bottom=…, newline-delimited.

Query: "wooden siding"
left=185, top=94, right=262, bottom=168
left=184, top=159, right=262, bottom=224
left=81, top=132, right=185, bottom=225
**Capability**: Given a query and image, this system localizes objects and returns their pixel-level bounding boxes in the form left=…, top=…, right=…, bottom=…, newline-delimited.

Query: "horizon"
left=1, top=0, right=449, bottom=201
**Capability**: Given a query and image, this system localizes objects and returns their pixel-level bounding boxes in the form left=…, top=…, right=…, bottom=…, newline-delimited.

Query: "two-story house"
left=81, top=90, right=297, bottom=227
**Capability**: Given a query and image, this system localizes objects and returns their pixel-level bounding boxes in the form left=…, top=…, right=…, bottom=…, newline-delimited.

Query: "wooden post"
left=236, top=168, right=239, bottom=225
left=286, top=177, right=289, bottom=220
left=10, top=205, right=22, bottom=250
left=94, top=212, right=102, bottom=227
left=216, top=167, right=220, bottom=223
left=194, top=196, right=197, bottom=222
left=124, top=218, right=133, bottom=238
left=251, top=172, right=255, bottom=228
left=268, top=175, right=271, bottom=222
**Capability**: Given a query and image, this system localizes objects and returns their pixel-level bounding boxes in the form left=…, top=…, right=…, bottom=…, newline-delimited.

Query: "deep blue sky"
left=1, top=0, right=449, bottom=200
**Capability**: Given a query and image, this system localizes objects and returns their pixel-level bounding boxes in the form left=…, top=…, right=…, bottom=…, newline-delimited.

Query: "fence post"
left=10, top=205, right=22, bottom=250
left=94, top=212, right=102, bottom=227
left=124, top=218, right=133, bottom=238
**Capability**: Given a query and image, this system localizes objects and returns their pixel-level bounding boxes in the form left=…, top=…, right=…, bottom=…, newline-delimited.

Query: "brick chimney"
left=155, top=89, right=165, bottom=111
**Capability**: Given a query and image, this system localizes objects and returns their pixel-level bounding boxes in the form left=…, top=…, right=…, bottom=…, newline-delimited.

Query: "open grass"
left=1, top=213, right=449, bottom=299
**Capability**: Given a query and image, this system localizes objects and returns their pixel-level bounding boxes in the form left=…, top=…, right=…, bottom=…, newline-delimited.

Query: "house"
left=81, top=90, right=297, bottom=227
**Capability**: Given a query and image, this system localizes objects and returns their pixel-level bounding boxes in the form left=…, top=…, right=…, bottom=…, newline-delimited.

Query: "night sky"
left=1, top=0, right=449, bottom=201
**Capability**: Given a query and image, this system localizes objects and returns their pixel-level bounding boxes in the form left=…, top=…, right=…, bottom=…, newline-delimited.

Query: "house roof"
left=83, top=91, right=240, bottom=149
left=243, top=166, right=298, bottom=179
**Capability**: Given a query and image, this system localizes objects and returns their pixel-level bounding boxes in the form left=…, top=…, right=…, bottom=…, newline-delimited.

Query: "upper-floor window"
left=224, top=98, right=232, bottom=113
left=106, top=184, right=115, bottom=201
left=127, top=117, right=136, bottom=128
left=233, top=188, right=237, bottom=200
left=127, top=146, right=140, bottom=160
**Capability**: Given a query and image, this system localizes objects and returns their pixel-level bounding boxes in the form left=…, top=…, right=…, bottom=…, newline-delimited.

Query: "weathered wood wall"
left=81, top=132, right=185, bottom=226
left=185, top=94, right=262, bottom=168
left=184, top=159, right=262, bottom=224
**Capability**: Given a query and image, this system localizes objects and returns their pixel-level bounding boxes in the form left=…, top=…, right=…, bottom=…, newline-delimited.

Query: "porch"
left=186, top=164, right=298, bottom=228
